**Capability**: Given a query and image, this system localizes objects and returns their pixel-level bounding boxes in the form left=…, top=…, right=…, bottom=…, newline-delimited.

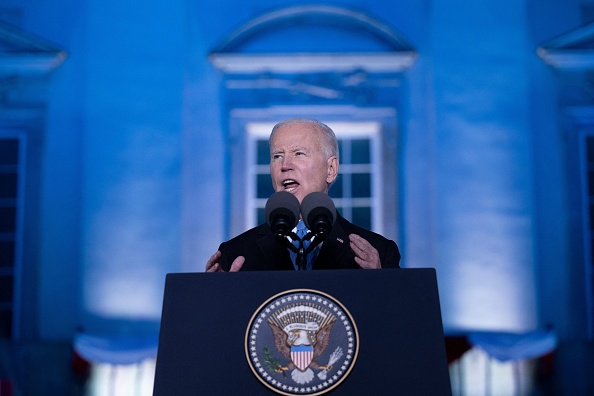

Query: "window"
left=245, top=121, right=383, bottom=233
left=0, top=135, right=24, bottom=338
left=209, top=5, right=412, bottom=243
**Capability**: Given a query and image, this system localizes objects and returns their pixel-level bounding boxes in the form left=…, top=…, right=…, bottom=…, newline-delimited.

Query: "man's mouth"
left=282, top=179, right=299, bottom=192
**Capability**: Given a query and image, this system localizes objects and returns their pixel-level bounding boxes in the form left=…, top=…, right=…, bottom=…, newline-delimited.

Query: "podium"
left=153, top=268, right=451, bottom=395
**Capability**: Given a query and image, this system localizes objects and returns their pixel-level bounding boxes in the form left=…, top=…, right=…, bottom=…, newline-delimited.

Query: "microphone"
left=301, top=192, right=336, bottom=242
left=265, top=191, right=300, bottom=243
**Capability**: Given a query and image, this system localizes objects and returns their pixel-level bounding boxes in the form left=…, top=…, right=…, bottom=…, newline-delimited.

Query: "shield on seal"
left=291, top=344, right=314, bottom=371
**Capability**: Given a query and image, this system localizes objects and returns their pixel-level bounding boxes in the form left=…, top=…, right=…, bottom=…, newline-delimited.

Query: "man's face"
left=269, top=123, right=338, bottom=204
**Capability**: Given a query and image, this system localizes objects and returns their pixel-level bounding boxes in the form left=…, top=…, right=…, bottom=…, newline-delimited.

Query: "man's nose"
left=281, top=156, right=293, bottom=169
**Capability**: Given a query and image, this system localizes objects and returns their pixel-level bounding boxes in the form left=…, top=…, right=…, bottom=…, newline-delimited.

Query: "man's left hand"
left=349, top=234, right=381, bottom=269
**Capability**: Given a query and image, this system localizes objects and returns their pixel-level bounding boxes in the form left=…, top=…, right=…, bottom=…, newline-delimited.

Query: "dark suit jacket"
left=219, top=214, right=400, bottom=271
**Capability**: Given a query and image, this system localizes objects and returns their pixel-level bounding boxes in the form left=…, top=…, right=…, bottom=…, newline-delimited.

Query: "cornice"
left=210, top=52, right=417, bottom=74
left=538, top=22, right=594, bottom=69
left=0, top=20, right=67, bottom=75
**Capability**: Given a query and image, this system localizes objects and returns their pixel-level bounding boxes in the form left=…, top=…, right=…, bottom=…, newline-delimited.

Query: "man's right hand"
left=205, top=251, right=245, bottom=272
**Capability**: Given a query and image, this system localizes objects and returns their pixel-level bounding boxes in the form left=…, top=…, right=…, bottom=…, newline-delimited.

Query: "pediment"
left=0, top=20, right=66, bottom=75
left=209, top=5, right=416, bottom=73
left=538, top=21, right=594, bottom=69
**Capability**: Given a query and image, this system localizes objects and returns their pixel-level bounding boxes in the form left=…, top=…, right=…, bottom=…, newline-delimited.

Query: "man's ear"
left=326, top=156, right=339, bottom=184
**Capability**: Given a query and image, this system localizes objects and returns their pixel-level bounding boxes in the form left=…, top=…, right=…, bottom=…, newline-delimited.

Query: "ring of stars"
left=246, top=289, right=359, bottom=396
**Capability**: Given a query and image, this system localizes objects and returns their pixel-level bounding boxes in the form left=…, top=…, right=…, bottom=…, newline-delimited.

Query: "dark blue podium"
left=153, top=268, right=451, bottom=395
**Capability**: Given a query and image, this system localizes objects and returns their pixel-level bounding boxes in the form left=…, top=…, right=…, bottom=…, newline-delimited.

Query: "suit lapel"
left=256, top=225, right=294, bottom=270
left=314, top=216, right=353, bottom=269
left=252, top=216, right=354, bottom=270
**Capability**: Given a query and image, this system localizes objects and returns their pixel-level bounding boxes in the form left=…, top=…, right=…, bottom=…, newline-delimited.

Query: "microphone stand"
left=280, top=232, right=326, bottom=271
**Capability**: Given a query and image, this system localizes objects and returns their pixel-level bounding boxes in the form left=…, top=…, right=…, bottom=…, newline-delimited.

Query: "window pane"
left=257, top=174, right=274, bottom=199
left=257, top=140, right=269, bottom=165
left=352, top=207, right=371, bottom=230
left=0, top=208, right=16, bottom=233
left=0, top=173, right=17, bottom=199
left=257, top=208, right=266, bottom=226
left=0, top=275, right=13, bottom=303
left=0, top=310, right=12, bottom=338
left=352, top=173, right=371, bottom=198
left=337, top=140, right=344, bottom=159
left=0, top=139, right=18, bottom=165
left=351, top=139, right=370, bottom=164
left=329, top=176, right=343, bottom=198
left=0, top=241, right=14, bottom=268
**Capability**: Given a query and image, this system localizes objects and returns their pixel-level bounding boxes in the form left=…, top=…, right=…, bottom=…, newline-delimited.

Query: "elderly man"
left=206, top=118, right=400, bottom=272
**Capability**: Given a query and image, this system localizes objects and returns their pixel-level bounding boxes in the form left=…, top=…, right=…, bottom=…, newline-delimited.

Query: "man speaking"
left=206, top=118, right=400, bottom=272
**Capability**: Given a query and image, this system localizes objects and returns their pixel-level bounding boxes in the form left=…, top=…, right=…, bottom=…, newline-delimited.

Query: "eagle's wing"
left=268, top=322, right=291, bottom=359
left=313, top=320, right=336, bottom=359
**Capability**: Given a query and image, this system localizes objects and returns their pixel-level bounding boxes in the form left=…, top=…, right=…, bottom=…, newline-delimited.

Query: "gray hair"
left=269, top=118, right=339, bottom=160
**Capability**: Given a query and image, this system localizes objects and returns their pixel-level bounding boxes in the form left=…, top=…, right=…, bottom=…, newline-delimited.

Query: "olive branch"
left=262, top=346, right=284, bottom=374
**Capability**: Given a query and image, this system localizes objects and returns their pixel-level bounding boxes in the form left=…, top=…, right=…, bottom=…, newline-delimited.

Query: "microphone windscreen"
left=265, top=191, right=300, bottom=229
left=301, top=192, right=336, bottom=230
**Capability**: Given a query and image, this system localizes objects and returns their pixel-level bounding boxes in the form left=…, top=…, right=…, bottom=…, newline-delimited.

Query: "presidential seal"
left=245, top=289, right=358, bottom=396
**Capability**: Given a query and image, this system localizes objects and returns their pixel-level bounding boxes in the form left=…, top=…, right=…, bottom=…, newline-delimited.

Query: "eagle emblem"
left=246, top=290, right=358, bottom=396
